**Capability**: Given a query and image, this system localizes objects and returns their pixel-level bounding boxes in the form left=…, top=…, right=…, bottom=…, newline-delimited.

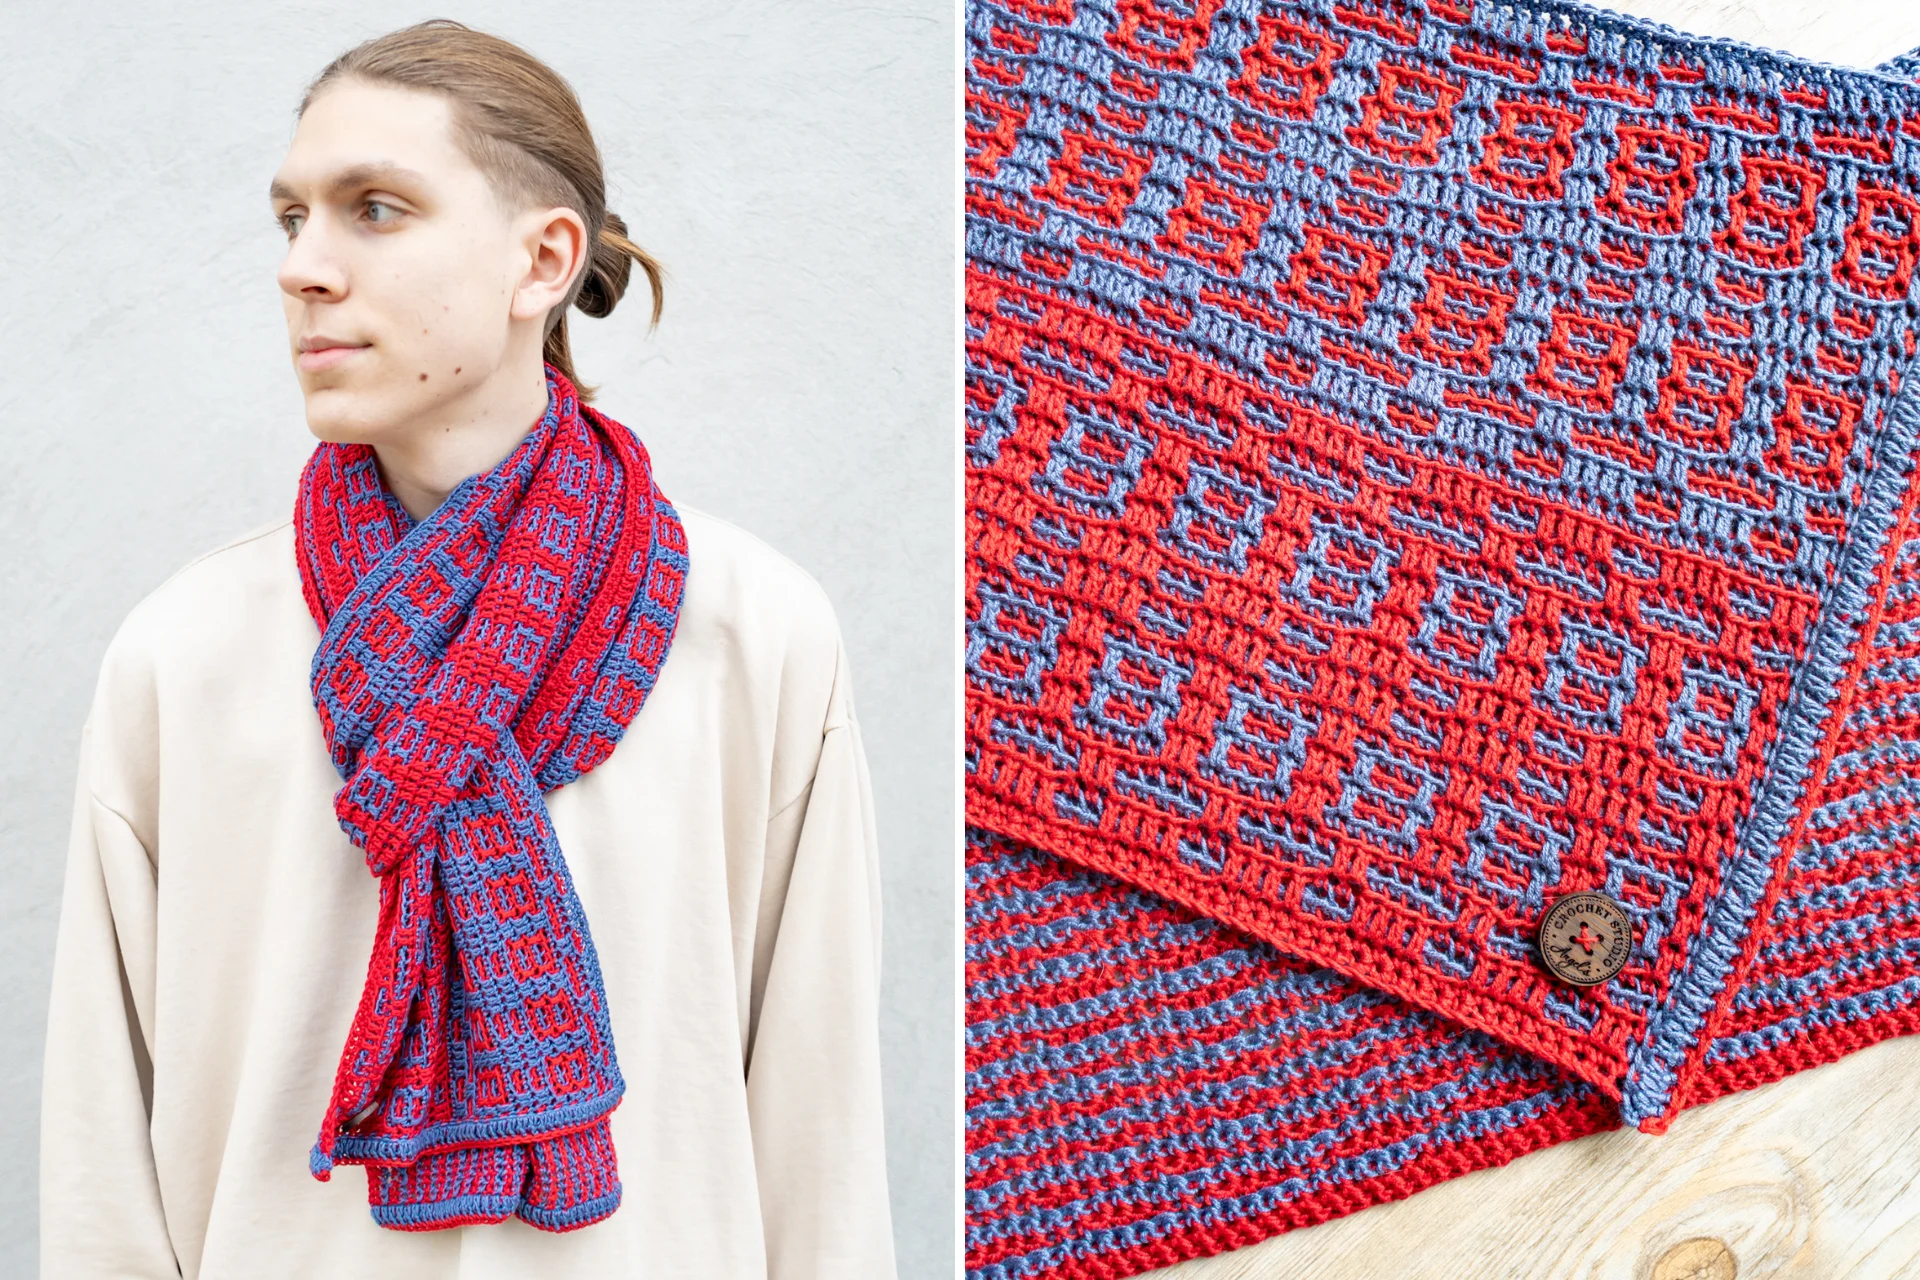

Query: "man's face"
left=270, top=78, right=530, bottom=445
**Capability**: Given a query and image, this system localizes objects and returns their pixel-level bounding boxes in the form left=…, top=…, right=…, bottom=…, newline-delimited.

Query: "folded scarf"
left=964, top=1, right=1920, bottom=1274
left=294, top=361, right=688, bottom=1230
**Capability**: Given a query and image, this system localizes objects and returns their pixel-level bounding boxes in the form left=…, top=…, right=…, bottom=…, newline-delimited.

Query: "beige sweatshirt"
left=38, top=505, right=898, bottom=1279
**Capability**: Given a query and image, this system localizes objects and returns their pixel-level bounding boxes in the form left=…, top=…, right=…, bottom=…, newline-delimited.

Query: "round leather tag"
left=1537, top=891, right=1633, bottom=986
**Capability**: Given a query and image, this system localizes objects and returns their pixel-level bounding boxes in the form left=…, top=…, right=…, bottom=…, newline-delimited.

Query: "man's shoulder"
left=105, top=515, right=300, bottom=676
left=676, top=504, right=844, bottom=652
left=162, top=514, right=295, bottom=589
left=672, top=503, right=855, bottom=741
left=77, top=515, right=304, bottom=800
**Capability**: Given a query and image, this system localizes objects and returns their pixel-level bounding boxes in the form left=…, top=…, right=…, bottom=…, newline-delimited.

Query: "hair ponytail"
left=543, top=213, right=665, bottom=401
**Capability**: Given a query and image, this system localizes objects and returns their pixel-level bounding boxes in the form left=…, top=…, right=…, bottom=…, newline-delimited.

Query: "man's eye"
left=275, top=200, right=399, bottom=237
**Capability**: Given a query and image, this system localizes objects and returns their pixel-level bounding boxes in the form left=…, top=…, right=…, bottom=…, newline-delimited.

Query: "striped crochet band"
left=964, top=1, right=1920, bottom=1275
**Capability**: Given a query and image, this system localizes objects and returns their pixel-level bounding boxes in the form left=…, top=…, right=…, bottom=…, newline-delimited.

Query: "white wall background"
left=0, top=2, right=954, bottom=1276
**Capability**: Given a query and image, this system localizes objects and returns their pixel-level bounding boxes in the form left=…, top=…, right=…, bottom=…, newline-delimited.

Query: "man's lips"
left=297, top=343, right=370, bottom=372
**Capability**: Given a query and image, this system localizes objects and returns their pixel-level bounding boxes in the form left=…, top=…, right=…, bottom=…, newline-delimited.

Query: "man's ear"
left=509, top=206, right=588, bottom=323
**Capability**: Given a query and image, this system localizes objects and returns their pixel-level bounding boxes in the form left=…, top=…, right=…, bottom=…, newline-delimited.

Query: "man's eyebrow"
left=268, top=162, right=429, bottom=204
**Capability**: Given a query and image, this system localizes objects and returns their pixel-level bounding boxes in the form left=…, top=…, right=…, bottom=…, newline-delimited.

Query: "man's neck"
left=372, top=363, right=550, bottom=523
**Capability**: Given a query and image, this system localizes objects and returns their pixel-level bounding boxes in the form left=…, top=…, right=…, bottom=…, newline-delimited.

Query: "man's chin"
left=300, top=387, right=390, bottom=446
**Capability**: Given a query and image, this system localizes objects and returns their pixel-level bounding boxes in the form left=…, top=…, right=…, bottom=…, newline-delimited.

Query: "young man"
left=39, top=22, right=896, bottom=1278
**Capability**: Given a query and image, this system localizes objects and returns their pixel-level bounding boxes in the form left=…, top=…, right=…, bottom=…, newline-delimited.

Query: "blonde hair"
left=299, top=18, right=665, bottom=403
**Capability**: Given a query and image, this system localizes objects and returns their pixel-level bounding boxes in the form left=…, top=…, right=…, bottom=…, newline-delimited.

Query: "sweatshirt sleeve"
left=39, top=714, right=181, bottom=1279
left=743, top=636, right=899, bottom=1279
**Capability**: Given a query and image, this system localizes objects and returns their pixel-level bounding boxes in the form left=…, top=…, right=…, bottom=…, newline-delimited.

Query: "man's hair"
left=299, top=18, right=665, bottom=403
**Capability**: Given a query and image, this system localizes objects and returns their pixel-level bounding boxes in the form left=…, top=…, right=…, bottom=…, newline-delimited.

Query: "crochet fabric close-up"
left=963, top=0, right=1920, bottom=1276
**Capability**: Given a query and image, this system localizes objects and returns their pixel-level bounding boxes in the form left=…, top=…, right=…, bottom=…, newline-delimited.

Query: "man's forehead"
left=271, top=83, right=462, bottom=201
left=269, top=159, right=435, bottom=204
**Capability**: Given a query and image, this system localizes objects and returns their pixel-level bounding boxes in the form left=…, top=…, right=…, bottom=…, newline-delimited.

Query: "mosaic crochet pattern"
left=965, top=0, right=1920, bottom=1272
left=967, top=825, right=1616, bottom=1278
left=294, top=363, right=689, bottom=1231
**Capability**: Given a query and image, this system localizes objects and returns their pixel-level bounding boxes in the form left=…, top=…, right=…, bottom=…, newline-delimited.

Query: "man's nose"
left=278, top=218, right=347, bottom=298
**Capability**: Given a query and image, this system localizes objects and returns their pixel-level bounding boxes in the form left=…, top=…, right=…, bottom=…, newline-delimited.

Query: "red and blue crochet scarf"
left=293, top=361, right=688, bottom=1231
left=966, top=1, right=1920, bottom=1276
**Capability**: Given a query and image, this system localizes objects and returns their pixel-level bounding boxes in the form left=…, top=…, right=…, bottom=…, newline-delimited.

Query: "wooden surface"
left=1135, top=3, right=1920, bottom=1278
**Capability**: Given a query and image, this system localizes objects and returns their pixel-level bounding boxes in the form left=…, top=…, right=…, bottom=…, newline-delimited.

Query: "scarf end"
left=362, top=1118, right=623, bottom=1233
